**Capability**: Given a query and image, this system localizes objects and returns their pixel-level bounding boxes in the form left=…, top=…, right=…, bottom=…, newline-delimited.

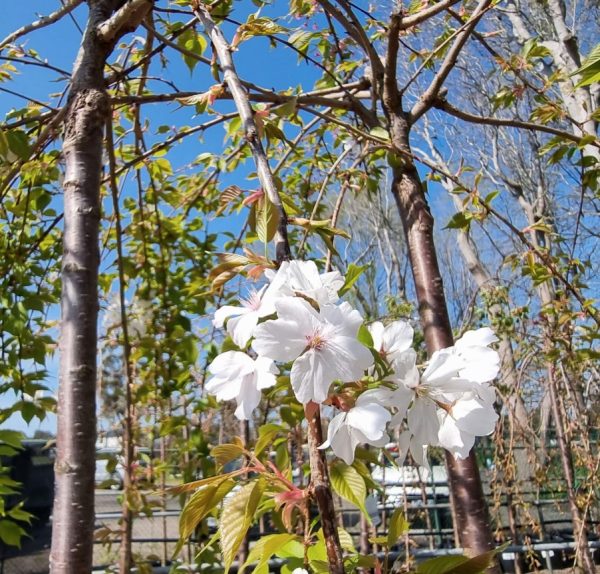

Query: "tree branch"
left=112, top=86, right=371, bottom=111
left=96, top=0, right=154, bottom=43
left=409, top=0, right=492, bottom=123
left=191, top=0, right=291, bottom=262
left=398, top=0, right=461, bottom=30
left=0, top=0, right=84, bottom=50
left=433, top=97, right=599, bottom=148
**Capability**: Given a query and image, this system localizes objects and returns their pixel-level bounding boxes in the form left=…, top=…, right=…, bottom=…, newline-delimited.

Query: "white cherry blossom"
left=265, top=260, right=343, bottom=305
left=438, top=391, right=498, bottom=458
left=369, top=320, right=414, bottom=362
left=252, top=298, right=373, bottom=404
left=392, top=334, right=500, bottom=463
left=205, top=351, right=278, bottom=420
left=213, top=280, right=282, bottom=348
left=454, top=327, right=500, bottom=384
left=319, top=389, right=391, bottom=464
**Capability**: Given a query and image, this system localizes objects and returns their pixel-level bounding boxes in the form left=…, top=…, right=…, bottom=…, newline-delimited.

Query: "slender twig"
left=0, top=0, right=84, bottom=50
left=297, top=146, right=352, bottom=256
left=0, top=106, right=68, bottom=201
left=105, top=113, right=136, bottom=573
left=104, top=113, right=236, bottom=181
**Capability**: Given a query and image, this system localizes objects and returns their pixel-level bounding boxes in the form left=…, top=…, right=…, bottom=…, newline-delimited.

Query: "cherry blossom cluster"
left=206, top=260, right=500, bottom=465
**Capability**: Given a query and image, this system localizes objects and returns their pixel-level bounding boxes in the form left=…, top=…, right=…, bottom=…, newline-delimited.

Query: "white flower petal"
left=356, top=387, right=396, bottom=407
left=205, top=373, right=241, bottom=401
left=458, top=346, right=500, bottom=383
left=208, top=351, right=254, bottom=377
left=254, top=356, right=279, bottom=390
left=421, top=348, right=465, bottom=385
left=227, top=312, right=259, bottom=348
left=322, top=301, right=364, bottom=337
left=453, top=397, right=498, bottom=436
left=291, top=350, right=334, bottom=404
left=455, top=327, right=498, bottom=350
left=234, top=377, right=262, bottom=420
left=389, top=349, right=419, bottom=387
left=383, top=320, right=414, bottom=358
left=368, top=321, right=385, bottom=352
left=252, top=298, right=318, bottom=362
left=323, top=337, right=374, bottom=381
left=346, top=403, right=390, bottom=441
left=213, top=305, right=248, bottom=328
left=438, top=411, right=471, bottom=459
left=407, top=397, right=440, bottom=446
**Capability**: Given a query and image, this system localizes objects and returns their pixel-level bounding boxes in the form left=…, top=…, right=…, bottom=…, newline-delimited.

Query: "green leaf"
left=177, top=29, right=207, bottom=74
left=169, top=470, right=240, bottom=495
left=212, top=443, right=246, bottom=467
left=220, top=478, right=265, bottom=572
left=254, top=423, right=284, bottom=455
left=329, top=461, right=370, bottom=522
left=356, top=323, right=374, bottom=348
left=0, top=519, right=27, bottom=547
left=417, top=547, right=503, bottom=574
left=387, top=507, right=408, bottom=546
left=445, top=211, right=472, bottom=231
left=572, top=43, right=600, bottom=87
left=369, top=126, right=390, bottom=141
left=178, top=477, right=236, bottom=543
left=7, top=505, right=32, bottom=524
left=339, top=263, right=368, bottom=296
left=250, top=194, right=279, bottom=244
left=0, top=430, right=24, bottom=449
left=242, top=533, right=300, bottom=573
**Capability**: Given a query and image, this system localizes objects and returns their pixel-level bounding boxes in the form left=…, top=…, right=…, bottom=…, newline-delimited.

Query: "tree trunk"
left=387, top=114, right=500, bottom=570
left=50, top=2, right=149, bottom=572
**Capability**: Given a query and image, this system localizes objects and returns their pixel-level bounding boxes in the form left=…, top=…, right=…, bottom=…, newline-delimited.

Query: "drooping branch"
left=192, top=0, right=291, bottom=263
left=0, top=0, right=85, bottom=50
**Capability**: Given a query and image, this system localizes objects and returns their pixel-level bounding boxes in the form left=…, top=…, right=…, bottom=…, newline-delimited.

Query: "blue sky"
left=0, top=1, right=329, bottom=435
left=0, top=1, right=488, bottom=436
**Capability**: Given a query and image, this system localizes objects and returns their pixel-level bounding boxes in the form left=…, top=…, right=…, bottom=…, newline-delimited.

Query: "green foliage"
left=329, top=461, right=370, bottom=521
left=220, top=479, right=265, bottom=572
left=572, top=43, right=600, bottom=87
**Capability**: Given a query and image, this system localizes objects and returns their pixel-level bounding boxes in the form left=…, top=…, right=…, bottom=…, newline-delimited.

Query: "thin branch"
left=411, top=151, right=600, bottom=327
left=105, top=113, right=136, bottom=573
left=0, top=54, right=71, bottom=77
left=398, top=0, right=461, bottom=30
left=0, top=0, right=84, bottom=50
left=433, top=97, right=598, bottom=147
left=104, top=113, right=236, bottom=181
left=192, top=0, right=291, bottom=262
left=297, top=146, right=352, bottom=256
left=112, top=87, right=370, bottom=111
left=409, top=0, right=492, bottom=122
left=0, top=106, right=68, bottom=201
left=383, top=12, right=402, bottom=113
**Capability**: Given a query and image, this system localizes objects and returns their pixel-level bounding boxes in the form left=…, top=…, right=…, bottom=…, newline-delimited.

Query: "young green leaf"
left=329, top=461, right=370, bottom=522
left=220, top=478, right=265, bottom=572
